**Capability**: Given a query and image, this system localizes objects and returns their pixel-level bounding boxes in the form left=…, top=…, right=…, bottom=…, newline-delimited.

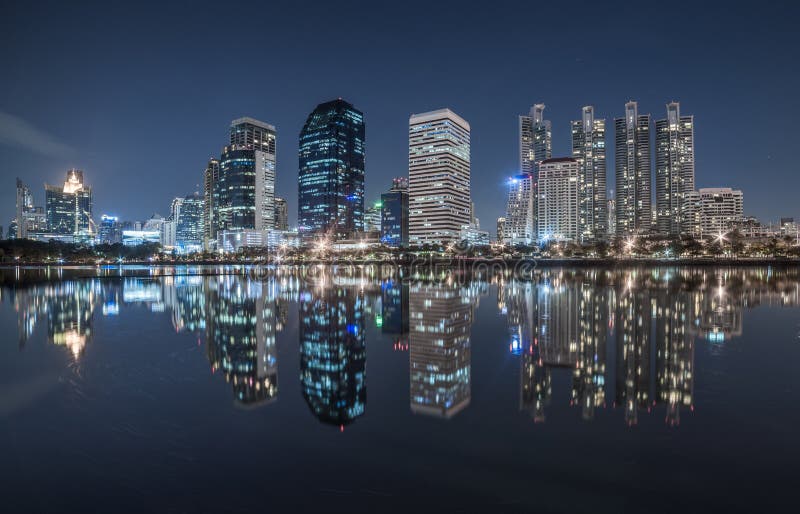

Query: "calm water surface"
left=1, top=265, right=799, bottom=513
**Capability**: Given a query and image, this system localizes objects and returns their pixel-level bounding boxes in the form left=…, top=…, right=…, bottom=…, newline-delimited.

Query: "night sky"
left=1, top=0, right=798, bottom=230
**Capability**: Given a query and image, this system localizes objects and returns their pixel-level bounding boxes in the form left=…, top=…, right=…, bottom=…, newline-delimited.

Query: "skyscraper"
left=408, top=108, right=470, bottom=246
left=45, top=169, right=93, bottom=238
left=14, top=178, right=45, bottom=239
left=571, top=106, right=607, bottom=241
left=519, top=104, right=552, bottom=175
left=537, top=158, right=580, bottom=243
left=655, top=102, right=695, bottom=236
left=380, top=177, right=409, bottom=247
left=203, top=157, right=219, bottom=249
left=519, top=104, right=551, bottom=242
left=217, top=118, right=276, bottom=233
left=298, top=99, right=365, bottom=241
left=502, top=173, right=535, bottom=245
left=615, top=101, right=651, bottom=237
left=274, top=197, right=288, bottom=231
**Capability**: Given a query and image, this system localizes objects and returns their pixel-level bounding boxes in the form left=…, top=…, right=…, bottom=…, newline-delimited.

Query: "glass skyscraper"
left=298, top=99, right=365, bottom=241
left=176, top=192, right=205, bottom=251
left=380, top=177, right=409, bottom=247
left=216, top=118, right=276, bottom=234
left=45, top=169, right=93, bottom=237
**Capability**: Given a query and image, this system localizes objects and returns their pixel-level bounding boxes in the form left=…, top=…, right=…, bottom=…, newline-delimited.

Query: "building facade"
left=381, top=178, right=409, bottom=247
left=176, top=192, right=204, bottom=252
left=614, top=101, right=651, bottom=237
left=571, top=106, right=607, bottom=241
left=408, top=108, right=470, bottom=246
left=298, top=99, right=365, bottom=241
left=685, top=188, right=743, bottom=238
left=537, top=158, right=580, bottom=243
left=655, top=102, right=695, bottom=236
left=519, top=104, right=552, bottom=175
left=274, top=197, right=288, bottom=231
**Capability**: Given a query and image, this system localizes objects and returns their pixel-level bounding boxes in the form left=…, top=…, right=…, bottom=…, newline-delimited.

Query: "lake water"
left=1, top=265, right=799, bottom=513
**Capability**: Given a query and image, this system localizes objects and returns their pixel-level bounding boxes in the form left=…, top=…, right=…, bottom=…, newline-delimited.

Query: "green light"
left=374, top=201, right=382, bottom=209
left=375, top=315, right=383, bottom=328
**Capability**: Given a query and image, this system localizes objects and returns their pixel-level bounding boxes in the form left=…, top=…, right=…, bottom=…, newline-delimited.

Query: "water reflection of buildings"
left=409, top=282, right=479, bottom=419
left=205, top=277, right=280, bottom=407
left=12, top=281, right=99, bottom=358
left=381, top=279, right=409, bottom=351
left=503, top=269, right=705, bottom=425
left=299, top=284, right=366, bottom=426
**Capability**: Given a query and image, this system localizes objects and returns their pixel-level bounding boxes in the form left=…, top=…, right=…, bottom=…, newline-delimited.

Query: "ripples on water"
left=1, top=265, right=799, bottom=512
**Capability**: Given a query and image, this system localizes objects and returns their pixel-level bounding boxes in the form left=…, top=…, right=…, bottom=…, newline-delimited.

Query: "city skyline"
left=1, top=1, right=798, bottom=233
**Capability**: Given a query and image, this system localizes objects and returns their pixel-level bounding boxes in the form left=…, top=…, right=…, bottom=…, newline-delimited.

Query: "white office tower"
left=655, top=102, right=695, bottom=236
left=503, top=173, right=535, bottom=245
left=408, top=108, right=471, bottom=246
left=537, top=158, right=580, bottom=243
left=519, top=104, right=552, bottom=174
left=571, top=106, right=607, bottom=242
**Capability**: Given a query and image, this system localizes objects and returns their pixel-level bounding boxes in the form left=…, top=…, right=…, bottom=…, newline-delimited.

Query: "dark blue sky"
left=1, top=0, right=798, bottom=230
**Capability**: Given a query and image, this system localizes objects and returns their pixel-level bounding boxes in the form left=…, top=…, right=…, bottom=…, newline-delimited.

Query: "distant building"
left=408, top=108, right=470, bottom=246
left=298, top=99, right=365, bottom=241
left=537, top=158, right=580, bottom=243
left=122, top=230, right=161, bottom=246
left=615, top=101, right=651, bottom=236
left=176, top=192, right=204, bottom=252
left=655, top=102, right=695, bottom=236
left=460, top=224, right=490, bottom=246
left=496, top=217, right=506, bottom=243
left=364, top=202, right=381, bottom=233
left=98, top=215, right=121, bottom=244
left=45, top=169, right=93, bottom=239
left=274, top=197, right=288, bottom=231
left=15, top=178, right=45, bottom=239
left=684, top=188, right=743, bottom=238
left=571, top=106, right=607, bottom=241
left=380, top=178, right=409, bottom=247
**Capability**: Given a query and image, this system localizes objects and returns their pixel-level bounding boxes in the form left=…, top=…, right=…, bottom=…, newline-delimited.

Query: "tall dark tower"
left=298, top=99, right=365, bottom=241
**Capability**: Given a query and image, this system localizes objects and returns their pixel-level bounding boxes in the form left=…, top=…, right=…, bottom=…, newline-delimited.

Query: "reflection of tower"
left=409, top=283, right=472, bottom=418
left=205, top=277, right=278, bottom=407
left=655, top=291, right=694, bottom=426
left=615, top=284, right=653, bottom=426
left=571, top=278, right=609, bottom=420
left=381, top=280, right=409, bottom=348
left=537, top=277, right=580, bottom=367
left=46, top=281, right=96, bottom=358
left=299, top=286, right=366, bottom=426
left=520, top=344, right=551, bottom=422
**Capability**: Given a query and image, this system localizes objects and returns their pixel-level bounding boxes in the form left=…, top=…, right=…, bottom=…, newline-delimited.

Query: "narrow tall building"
left=298, top=99, right=365, bottom=241
left=571, top=106, right=607, bottom=241
left=381, top=178, right=409, bottom=247
left=615, top=101, right=651, bottom=237
left=655, top=102, right=695, bottom=236
left=519, top=104, right=551, bottom=241
left=537, top=158, right=580, bottom=243
left=203, top=158, right=220, bottom=249
left=408, top=108, right=470, bottom=246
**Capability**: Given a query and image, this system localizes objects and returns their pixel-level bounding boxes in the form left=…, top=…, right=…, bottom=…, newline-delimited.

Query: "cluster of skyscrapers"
left=501, top=101, right=745, bottom=245
left=7, top=98, right=762, bottom=252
